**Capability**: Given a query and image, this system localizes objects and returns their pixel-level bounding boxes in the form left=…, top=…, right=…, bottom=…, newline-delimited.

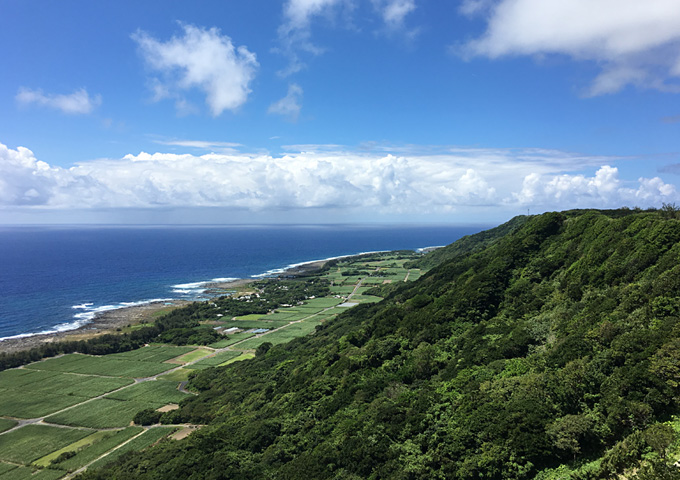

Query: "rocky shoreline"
left=0, top=261, right=330, bottom=355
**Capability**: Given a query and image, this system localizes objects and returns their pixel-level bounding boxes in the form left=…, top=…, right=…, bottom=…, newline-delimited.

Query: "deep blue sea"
left=0, top=224, right=487, bottom=340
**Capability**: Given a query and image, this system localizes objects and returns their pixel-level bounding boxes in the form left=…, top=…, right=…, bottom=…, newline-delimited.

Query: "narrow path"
left=63, top=428, right=148, bottom=479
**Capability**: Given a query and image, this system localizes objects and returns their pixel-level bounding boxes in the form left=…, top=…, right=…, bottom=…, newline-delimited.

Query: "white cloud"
left=512, top=166, right=677, bottom=207
left=460, top=0, right=680, bottom=95
left=154, top=139, right=243, bottom=153
left=132, top=24, right=258, bottom=116
left=1, top=142, right=677, bottom=219
left=277, top=0, right=349, bottom=76
left=16, top=88, right=101, bottom=114
left=372, top=0, right=417, bottom=31
left=268, top=84, right=303, bottom=121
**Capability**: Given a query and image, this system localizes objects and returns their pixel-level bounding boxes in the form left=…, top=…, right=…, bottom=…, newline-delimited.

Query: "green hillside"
left=80, top=209, right=680, bottom=479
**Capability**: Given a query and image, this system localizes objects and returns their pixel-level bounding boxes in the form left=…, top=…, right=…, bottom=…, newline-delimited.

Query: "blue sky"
left=2, top=0, right=680, bottom=224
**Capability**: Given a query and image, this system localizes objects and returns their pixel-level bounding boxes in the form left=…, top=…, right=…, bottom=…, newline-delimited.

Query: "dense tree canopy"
left=80, top=209, right=680, bottom=479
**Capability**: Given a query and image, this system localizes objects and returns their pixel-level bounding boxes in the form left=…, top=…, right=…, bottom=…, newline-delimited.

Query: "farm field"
left=186, top=351, right=243, bottom=369
left=208, top=331, right=256, bottom=348
left=53, top=427, right=143, bottom=472
left=87, top=427, right=177, bottom=471
left=0, top=420, right=16, bottom=434
left=0, top=250, right=427, bottom=479
left=0, top=424, right=93, bottom=464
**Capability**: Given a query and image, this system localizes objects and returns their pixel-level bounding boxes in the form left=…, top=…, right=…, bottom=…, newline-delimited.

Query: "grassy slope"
left=79, top=209, right=680, bottom=480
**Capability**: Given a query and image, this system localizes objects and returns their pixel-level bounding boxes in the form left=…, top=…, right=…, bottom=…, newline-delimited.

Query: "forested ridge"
left=81, top=209, right=680, bottom=479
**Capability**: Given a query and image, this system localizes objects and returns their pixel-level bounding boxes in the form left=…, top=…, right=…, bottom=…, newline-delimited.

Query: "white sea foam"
left=72, top=302, right=94, bottom=309
left=250, top=250, right=390, bottom=278
left=0, top=298, right=174, bottom=342
left=170, top=277, right=239, bottom=297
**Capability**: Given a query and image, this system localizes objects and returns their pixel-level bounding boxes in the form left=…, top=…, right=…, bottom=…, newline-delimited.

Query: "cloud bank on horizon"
left=3, top=1, right=680, bottom=223
left=1, top=142, right=676, bottom=222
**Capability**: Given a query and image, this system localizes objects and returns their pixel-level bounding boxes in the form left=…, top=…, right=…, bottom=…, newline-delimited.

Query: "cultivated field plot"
left=209, top=331, right=256, bottom=348
left=46, top=398, right=153, bottom=429
left=34, top=430, right=112, bottom=467
left=360, top=277, right=387, bottom=285
left=349, top=295, right=383, bottom=303
left=107, top=345, right=196, bottom=363
left=0, top=368, right=133, bottom=418
left=45, top=379, right=189, bottom=429
left=0, top=465, right=66, bottom=480
left=407, top=271, right=422, bottom=281
left=169, top=348, right=212, bottom=364
left=186, top=351, right=242, bottom=370
left=24, top=353, right=176, bottom=378
left=221, top=319, right=289, bottom=329
left=340, top=276, right=362, bottom=285
left=0, top=419, right=16, bottom=434
left=105, top=379, right=188, bottom=405
left=53, top=427, right=143, bottom=472
left=329, top=286, right=355, bottom=295
left=158, top=368, right=192, bottom=382
left=302, top=297, right=343, bottom=308
left=87, top=427, right=177, bottom=471
left=0, top=424, right=93, bottom=465
left=232, top=314, right=266, bottom=321
left=234, top=321, right=321, bottom=349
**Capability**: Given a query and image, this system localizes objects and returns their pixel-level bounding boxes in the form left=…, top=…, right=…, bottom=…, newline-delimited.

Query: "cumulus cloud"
left=1, top=142, right=677, bottom=218
left=372, top=0, right=417, bottom=34
left=268, top=84, right=303, bottom=121
left=512, top=166, right=677, bottom=207
left=132, top=24, right=258, bottom=116
left=460, top=0, right=680, bottom=95
left=16, top=88, right=101, bottom=114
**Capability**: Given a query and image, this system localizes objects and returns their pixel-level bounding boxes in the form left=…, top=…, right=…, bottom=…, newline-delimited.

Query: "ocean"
left=0, top=224, right=487, bottom=340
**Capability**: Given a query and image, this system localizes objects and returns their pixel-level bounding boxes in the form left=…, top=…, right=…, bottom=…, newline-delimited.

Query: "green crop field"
left=45, top=398, right=150, bottom=429
left=170, top=348, right=212, bottom=364
left=33, top=430, right=112, bottom=467
left=0, top=419, right=16, bottom=434
left=0, top=424, right=93, bottom=464
left=108, top=345, right=195, bottom=363
left=88, top=427, right=177, bottom=471
left=0, top=391, right=89, bottom=418
left=221, top=353, right=255, bottom=365
left=54, top=426, right=143, bottom=472
left=186, top=351, right=242, bottom=370
left=158, top=368, right=192, bottom=382
left=222, top=320, right=288, bottom=329
left=105, top=380, right=188, bottom=405
left=0, top=369, right=132, bottom=398
left=234, top=321, right=320, bottom=349
left=232, top=314, right=265, bottom=320
left=0, top=464, right=14, bottom=475
left=208, top=331, right=255, bottom=348
left=25, top=354, right=175, bottom=378
left=329, top=286, right=355, bottom=294
left=349, top=295, right=383, bottom=303
left=0, top=465, right=66, bottom=480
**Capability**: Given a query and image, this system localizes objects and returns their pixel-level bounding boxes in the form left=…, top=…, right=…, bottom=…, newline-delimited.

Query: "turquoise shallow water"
left=0, top=224, right=486, bottom=339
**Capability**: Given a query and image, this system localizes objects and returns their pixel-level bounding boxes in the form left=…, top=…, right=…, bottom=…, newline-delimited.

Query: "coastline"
left=0, top=256, right=333, bottom=355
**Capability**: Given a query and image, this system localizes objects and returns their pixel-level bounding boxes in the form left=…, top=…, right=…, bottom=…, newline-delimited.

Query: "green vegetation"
left=0, top=465, right=66, bottom=480
left=77, top=209, right=680, bottom=480
left=33, top=430, right=112, bottom=467
left=0, top=419, right=16, bottom=434
left=170, top=348, right=212, bottom=364
left=86, top=427, right=177, bottom=471
left=49, top=427, right=143, bottom=472
left=0, top=425, right=93, bottom=464
left=186, top=351, right=242, bottom=369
